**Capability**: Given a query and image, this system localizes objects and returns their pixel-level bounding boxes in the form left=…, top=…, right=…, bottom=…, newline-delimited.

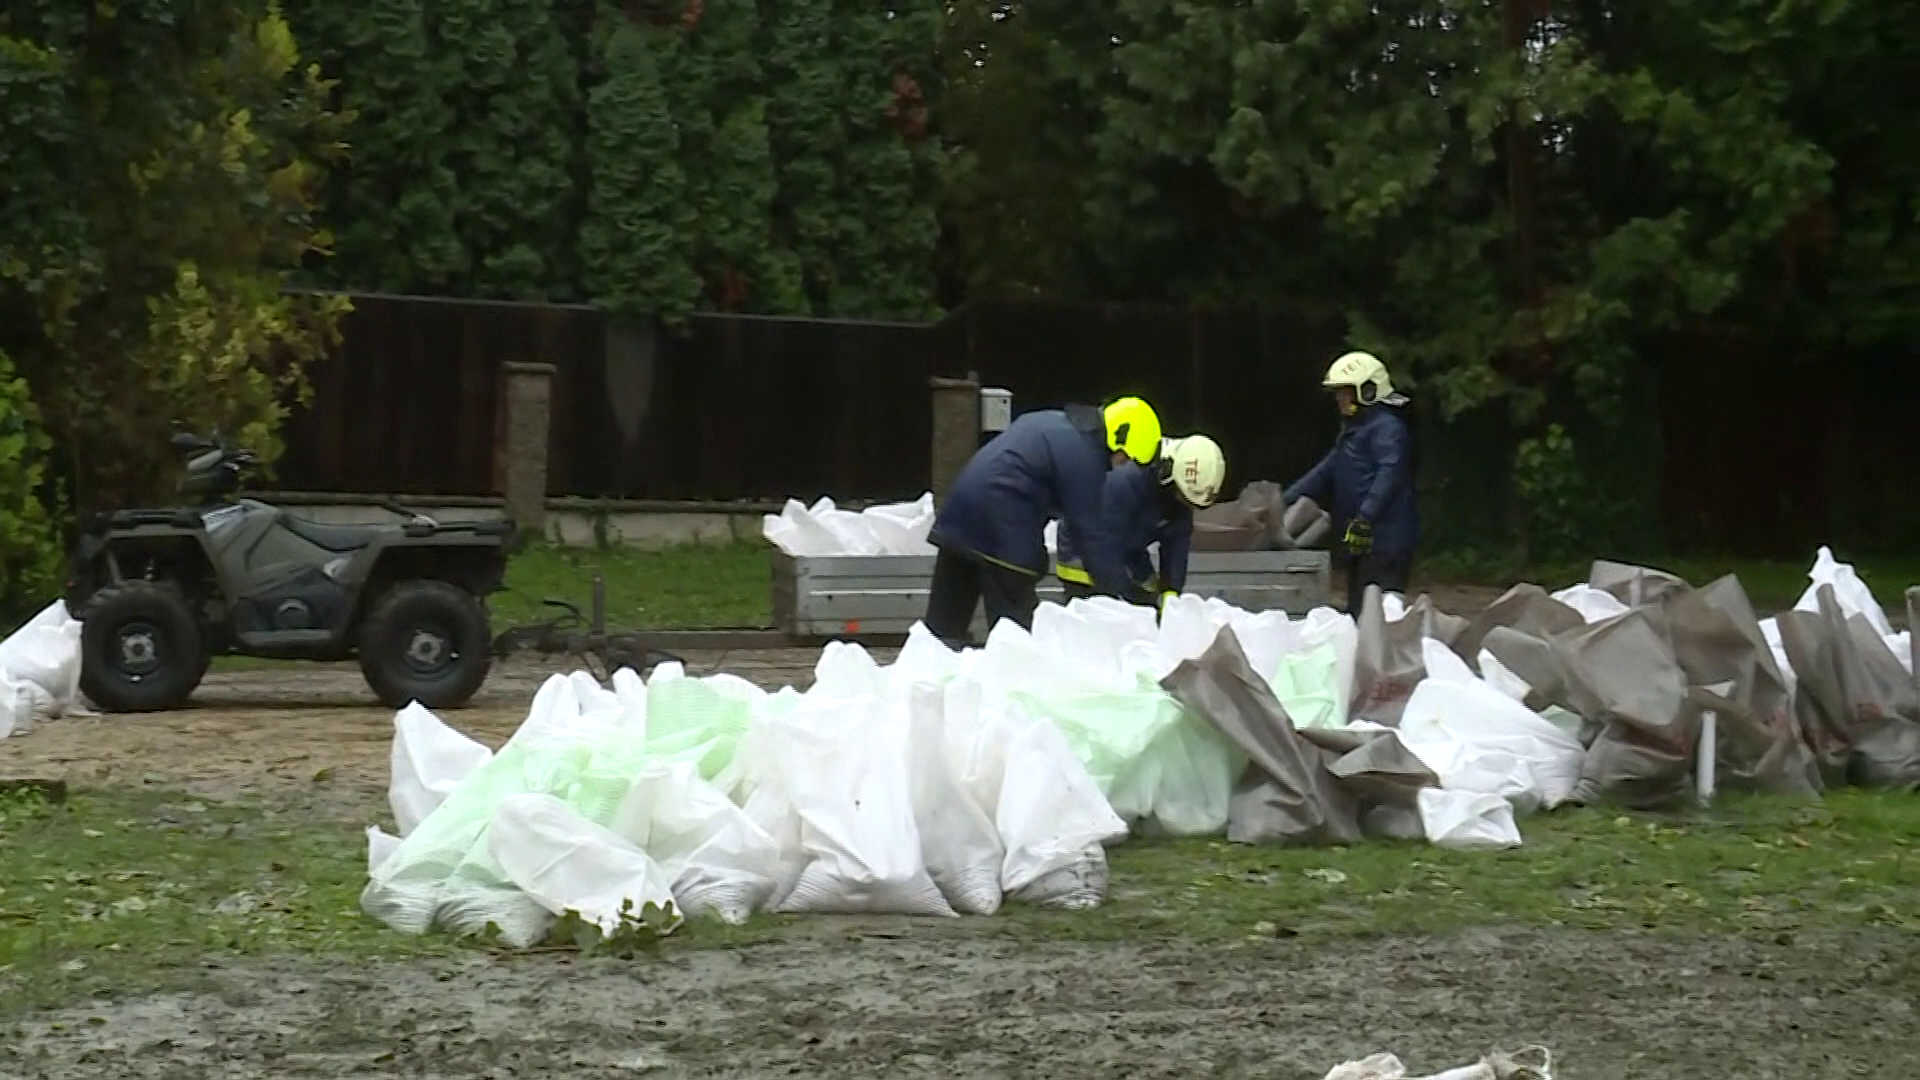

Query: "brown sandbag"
left=1160, top=626, right=1365, bottom=845
left=1482, top=608, right=1699, bottom=808
left=1349, top=587, right=1466, bottom=726
left=1776, top=584, right=1920, bottom=791
left=1453, top=583, right=1584, bottom=665
left=1588, top=560, right=1692, bottom=607
left=1657, top=576, right=1820, bottom=797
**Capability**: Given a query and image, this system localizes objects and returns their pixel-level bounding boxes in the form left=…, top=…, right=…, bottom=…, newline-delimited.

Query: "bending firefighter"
left=924, top=396, right=1163, bottom=647
left=1283, top=351, right=1419, bottom=613
left=1055, top=435, right=1227, bottom=609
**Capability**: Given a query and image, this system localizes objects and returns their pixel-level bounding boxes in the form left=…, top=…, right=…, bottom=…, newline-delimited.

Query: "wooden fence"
left=272, top=294, right=1345, bottom=503
left=269, top=291, right=1913, bottom=555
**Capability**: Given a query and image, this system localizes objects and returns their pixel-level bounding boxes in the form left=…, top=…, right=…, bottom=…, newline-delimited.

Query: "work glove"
left=1342, top=517, right=1374, bottom=557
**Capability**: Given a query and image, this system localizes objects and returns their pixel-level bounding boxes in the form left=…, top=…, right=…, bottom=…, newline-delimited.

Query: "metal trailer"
left=771, top=549, right=1333, bottom=638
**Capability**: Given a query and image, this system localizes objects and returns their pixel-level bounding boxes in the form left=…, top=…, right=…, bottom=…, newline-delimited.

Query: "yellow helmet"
left=1101, top=396, right=1162, bottom=465
left=1161, top=434, right=1226, bottom=507
left=1322, top=350, right=1395, bottom=405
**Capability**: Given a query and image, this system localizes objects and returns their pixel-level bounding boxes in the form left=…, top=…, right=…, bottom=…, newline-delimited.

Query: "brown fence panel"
left=944, top=301, right=1345, bottom=492
left=275, top=293, right=602, bottom=496
left=548, top=313, right=935, bottom=502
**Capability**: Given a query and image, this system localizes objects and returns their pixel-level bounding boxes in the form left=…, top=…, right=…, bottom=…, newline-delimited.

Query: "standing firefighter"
left=1284, top=351, right=1419, bottom=612
left=924, top=396, right=1163, bottom=646
left=1056, top=434, right=1227, bottom=609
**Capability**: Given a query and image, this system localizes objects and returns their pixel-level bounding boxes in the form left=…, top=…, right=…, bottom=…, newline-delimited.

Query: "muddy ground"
left=5, top=924, right=1915, bottom=1078
left=6, top=612, right=1917, bottom=1078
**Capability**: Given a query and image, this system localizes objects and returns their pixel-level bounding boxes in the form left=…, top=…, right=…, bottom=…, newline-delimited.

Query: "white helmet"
left=1322, top=350, right=1395, bottom=405
left=1161, top=435, right=1226, bottom=508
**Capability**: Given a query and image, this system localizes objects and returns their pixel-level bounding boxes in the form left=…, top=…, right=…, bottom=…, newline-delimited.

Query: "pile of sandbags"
left=361, top=545, right=1916, bottom=941
left=762, top=493, right=937, bottom=557
left=1190, top=482, right=1333, bottom=551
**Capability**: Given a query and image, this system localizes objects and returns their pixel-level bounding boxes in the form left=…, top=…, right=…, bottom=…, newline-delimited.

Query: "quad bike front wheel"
left=79, top=581, right=212, bottom=713
left=358, top=580, right=492, bottom=709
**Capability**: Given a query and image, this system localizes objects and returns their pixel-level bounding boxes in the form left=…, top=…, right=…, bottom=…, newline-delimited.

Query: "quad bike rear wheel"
left=79, top=581, right=211, bottom=713
left=358, top=580, right=492, bottom=709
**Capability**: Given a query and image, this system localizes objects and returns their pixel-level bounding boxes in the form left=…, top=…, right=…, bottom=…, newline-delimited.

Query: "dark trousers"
left=1060, top=579, right=1096, bottom=601
left=1343, top=550, right=1413, bottom=614
left=925, top=547, right=1040, bottom=648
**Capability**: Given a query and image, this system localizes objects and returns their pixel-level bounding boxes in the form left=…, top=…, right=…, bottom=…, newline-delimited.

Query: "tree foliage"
left=939, top=0, right=1920, bottom=549
left=0, top=1, right=350, bottom=514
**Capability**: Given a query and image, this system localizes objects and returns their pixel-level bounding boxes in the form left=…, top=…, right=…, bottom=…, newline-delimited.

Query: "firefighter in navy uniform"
left=922, top=396, right=1163, bottom=647
left=1283, top=351, right=1419, bottom=613
left=1054, top=435, right=1227, bottom=609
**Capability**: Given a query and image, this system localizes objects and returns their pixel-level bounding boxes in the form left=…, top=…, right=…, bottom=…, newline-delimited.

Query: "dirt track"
left=6, top=623, right=1918, bottom=1077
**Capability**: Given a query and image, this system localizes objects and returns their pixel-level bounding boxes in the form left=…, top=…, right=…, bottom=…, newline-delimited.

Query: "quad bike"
left=65, top=432, right=516, bottom=713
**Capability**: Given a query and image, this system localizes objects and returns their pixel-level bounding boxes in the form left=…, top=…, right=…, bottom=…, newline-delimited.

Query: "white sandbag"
left=996, top=709, right=1128, bottom=908
left=489, top=793, right=682, bottom=935
left=0, top=672, right=43, bottom=738
left=1477, top=649, right=1532, bottom=702
left=1417, top=787, right=1521, bottom=849
left=0, top=601, right=82, bottom=723
left=1758, top=617, right=1798, bottom=694
left=906, top=681, right=1005, bottom=914
left=940, top=674, right=1012, bottom=821
left=888, top=623, right=962, bottom=695
left=1382, top=593, right=1408, bottom=622
left=761, top=693, right=956, bottom=916
left=1398, top=640, right=1584, bottom=813
left=1550, top=584, right=1630, bottom=623
left=1298, top=607, right=1360, bottom=726
left=812, top=639, right=889, bottom=699
left=608, top=761, right=783, bottom=924
left=1795, top=546, right=1893, bottom=637
left=761, top=494, right=936, bottom=557
left=389, top=703, right=494, bottom=837
left=367, top=826, right=401, bottom=873
left=1035, top=599, right=1155, bottom=690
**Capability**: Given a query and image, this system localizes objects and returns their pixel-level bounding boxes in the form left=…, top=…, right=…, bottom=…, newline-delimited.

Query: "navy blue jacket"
left=1284, top=401, right=1419, bottom=556
left=929, top=406, right=1134, bottom=595
left=1056, top=463, right=1194, bottom=593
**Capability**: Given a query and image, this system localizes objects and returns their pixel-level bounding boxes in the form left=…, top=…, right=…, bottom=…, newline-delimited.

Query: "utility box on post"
left=978, top=387, right=1013, bottom=448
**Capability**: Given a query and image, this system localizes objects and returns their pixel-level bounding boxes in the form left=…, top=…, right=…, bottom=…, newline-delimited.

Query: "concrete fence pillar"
left=930, top=373, right=981, bottom=507
left=502, top=361, right=556, bottom=538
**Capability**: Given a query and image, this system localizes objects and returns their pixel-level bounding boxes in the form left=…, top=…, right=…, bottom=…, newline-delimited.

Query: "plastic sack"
left=608, top=760, right=784, bottom=924
left=1417, top=788, right=1521, bottom=849
left=389, top=703, right=495, bottom=836
left=489, top=793, right=682, bottom=937
left=1397, top=640, right=1584, bottom=813
left=995, top=707, right=1128, bottom=908
left=758, top=692, right=956, bottom=916
left=906, top=681, right=1005, bottom=914
left=0, top=602, right=82, bottom=723
left=1297, top=607, right=1359, bottom=727
left=0, top=672, right=46, bottom=738
left=1477, top=650, right=1532, bottom=703
left=1794, top=546, right=1893, bottom=638
left=762, top=494, right=935, bottom=557
left=1549, top=584, right=1630, bottom=624
left=366, top=826, right=401, bottom=873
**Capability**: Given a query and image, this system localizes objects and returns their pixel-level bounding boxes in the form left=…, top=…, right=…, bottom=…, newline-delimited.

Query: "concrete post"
left=502, top=361, right=556, bottom=539
left=930, top=373, right=981, bottom=506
